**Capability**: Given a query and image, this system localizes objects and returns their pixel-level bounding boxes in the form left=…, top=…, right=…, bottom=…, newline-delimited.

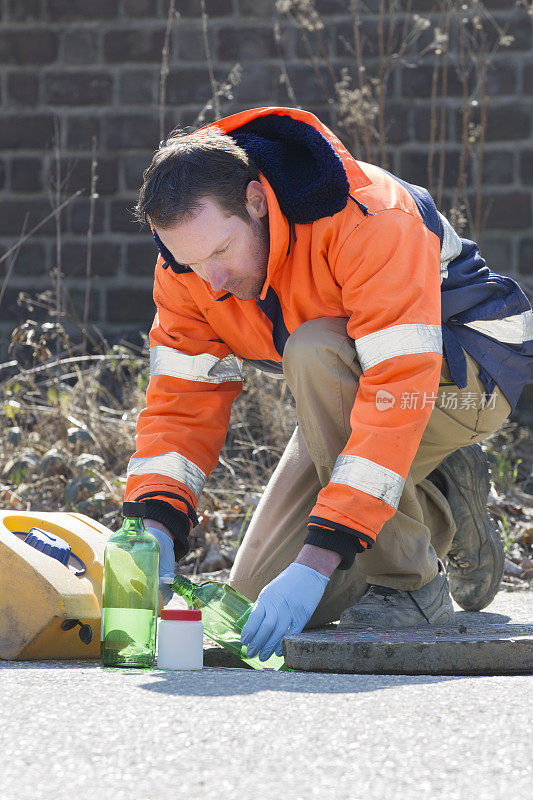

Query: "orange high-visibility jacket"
left=125, top=106, right=533, bottom=569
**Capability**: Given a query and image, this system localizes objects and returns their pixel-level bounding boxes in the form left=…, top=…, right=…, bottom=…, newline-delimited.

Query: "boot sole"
left=429, top=445, right=504, bottom=612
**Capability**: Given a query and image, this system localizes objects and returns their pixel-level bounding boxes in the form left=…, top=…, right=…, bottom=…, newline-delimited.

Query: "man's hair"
left=134, top=126, right=260, bottom=229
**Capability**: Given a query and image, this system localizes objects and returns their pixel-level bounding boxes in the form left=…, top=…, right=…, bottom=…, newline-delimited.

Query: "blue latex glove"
left=241, top=562, right=330, bottom=661
left=144, top=524, right=176, bottom=605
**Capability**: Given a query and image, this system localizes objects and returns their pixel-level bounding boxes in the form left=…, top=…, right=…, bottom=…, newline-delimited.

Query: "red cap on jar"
left=160, top=609, right=202, bottom=621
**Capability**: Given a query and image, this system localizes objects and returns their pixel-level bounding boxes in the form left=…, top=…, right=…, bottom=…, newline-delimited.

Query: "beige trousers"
left=228, top=317, right=512, bottom=627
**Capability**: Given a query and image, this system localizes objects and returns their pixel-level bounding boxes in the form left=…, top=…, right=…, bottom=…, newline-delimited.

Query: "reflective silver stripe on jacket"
left=126, top=452, right=206, bottom=499
left=438, top=211, right=462, bottom=284
left=150, top=346, right=243, bottom=383
left=330, top=454, right=405, bottom=509
left=463, top=310, right=533, bottom=344
left=354, top=323, right=442, bottom=372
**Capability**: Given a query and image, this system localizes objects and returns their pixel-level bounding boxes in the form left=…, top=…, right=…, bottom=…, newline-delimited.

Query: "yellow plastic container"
left=0, top=510, right=112, bottom=660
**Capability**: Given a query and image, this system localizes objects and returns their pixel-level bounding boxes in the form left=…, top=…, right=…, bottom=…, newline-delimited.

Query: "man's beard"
left=232, top=215, right=269, bottom=301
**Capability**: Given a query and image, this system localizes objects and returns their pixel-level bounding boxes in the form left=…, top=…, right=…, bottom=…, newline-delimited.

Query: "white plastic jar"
left=157, top=609, right=203, bottom=670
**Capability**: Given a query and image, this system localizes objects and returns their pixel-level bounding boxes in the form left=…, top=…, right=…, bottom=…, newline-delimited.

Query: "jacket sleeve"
left=125, top=257, right=243, bottom=562
left=304, top=208, right=443, bottom=569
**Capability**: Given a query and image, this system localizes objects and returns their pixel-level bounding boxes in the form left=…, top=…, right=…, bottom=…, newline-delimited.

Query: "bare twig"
left=0, top=214, right=29, bottom=310
left=200, top=0, right=219, bottom=119
left=159, top=0, right=179, bottom=143
left=83, top=137, right=99, bottom=354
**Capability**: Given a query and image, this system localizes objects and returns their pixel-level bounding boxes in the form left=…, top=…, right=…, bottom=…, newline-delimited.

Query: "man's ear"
left=245, top=180, right=268, bottom=220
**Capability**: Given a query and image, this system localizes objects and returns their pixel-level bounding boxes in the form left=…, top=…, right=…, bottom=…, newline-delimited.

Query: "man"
left=125, top=106, right=533, bottom=663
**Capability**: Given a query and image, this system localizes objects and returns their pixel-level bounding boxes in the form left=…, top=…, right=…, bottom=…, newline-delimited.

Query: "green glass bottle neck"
left=121, top=516, right=146, bottom=534
left=172, top=574, right=198, bottom=604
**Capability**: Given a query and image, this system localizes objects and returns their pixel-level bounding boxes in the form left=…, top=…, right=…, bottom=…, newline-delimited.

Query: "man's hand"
left=240, top=562, right=330, bottom=661
left=144, top=519, right=176, bottom=606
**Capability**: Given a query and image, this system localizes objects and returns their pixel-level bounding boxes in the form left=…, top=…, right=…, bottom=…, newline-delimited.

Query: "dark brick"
left=485, top=60, right=518, bottom=95
left=481, top=236, right=513, bottom=273
left=103, top=28, right=167, bottom=63
left=46, top=0, right=119, bottom=21
left=0, top=29, right=58, bottom=64
left=106, top=286, right=155, bottom=324
left=482, top=151, right=514, bottom=184
left=335, top=17, right=431, bottom=61
left=483, top=0, right=520, bottom=8
left=520, top=150, right=533, bottom=184
left=165, top=0, right=232, bottom=16
left=120, top=0, right=158, bottom=16
left=125, top=239, right=159, bottom=275
left=166, top=67, right=216, bottom=104
left=393, top=0, right=433, bottom=9
left=0, top=114, right=55, bottom=148
left=0, top=199, right=57, bottom=236
left=238, top=0, right=277, bottom=16
left=7, top=0, right=41, bottom=21
left=68, top=198, right=105, bottom=234
left=105, top=114, right=159, bottom=149
left=63, top=28, right=100, bottom=65
left=66, top=116, right=102, bottom=149
left=401, top=63, right=472, bottom=98
left=399, top=149, right=467, bottom=189
left=44, top=72, right=113, bottom=105
left=0, top=241, right=47, bottom=277
left=315, top=0, right=352, bottom=13
left=62, top=240, right=121, bottom=276
left=294, top=25, right=331, bottom=60
left=6, top=71, right=39, bottom=105
left=110, top=199, right=142, bottom=233
left=414, top=107, right=452, bottom=142
left=233, top=63, right=278, bottom=103
left=53, top=157, right=118, bottom=195
left=66, top=287, right=101, bottom=323
left=119, top=70, right=158, bottom=105
left=123, top=153, right=151, bottom=190
left=11, top=157, right=43, bottom=191
left=479, top=191, right=531, bottom=230
left=175, top=23, right=214, bottom=61
left=276, top=64, right=332, bottom=105
left=518, top=238, right=533, bottom=277
left=483, top=105, right=530, bottom=141
left=217, top=26, right=277, bottom=60
left=524, top=63, right=533, bottom=94
left=383, top=103, right=409, bottom=144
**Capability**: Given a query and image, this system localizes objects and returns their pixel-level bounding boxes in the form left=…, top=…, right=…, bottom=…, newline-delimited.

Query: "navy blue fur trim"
left=230, top=114, right=350, bottom=224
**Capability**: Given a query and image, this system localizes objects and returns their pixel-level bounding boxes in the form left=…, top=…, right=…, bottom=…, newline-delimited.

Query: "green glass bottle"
left=101, top=501, right=160, bottom=668
left=170, top=574, right=292, bottom=671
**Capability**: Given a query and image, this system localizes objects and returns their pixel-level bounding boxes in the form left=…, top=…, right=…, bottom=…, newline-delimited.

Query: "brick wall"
left=0, top=0, right=532, bottom=359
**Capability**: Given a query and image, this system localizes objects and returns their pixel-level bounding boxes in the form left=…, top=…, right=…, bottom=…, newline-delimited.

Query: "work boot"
left=338, top=560, right=454, bottom=629
left=426, top=443, right=504, bottom=611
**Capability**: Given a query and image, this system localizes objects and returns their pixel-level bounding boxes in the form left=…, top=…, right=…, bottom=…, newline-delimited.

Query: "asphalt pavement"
left=1, top=589, right=532, bottom=800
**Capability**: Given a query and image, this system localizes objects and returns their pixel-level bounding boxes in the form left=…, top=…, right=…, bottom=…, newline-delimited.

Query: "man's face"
left=154, top=181, right=270, bottom=301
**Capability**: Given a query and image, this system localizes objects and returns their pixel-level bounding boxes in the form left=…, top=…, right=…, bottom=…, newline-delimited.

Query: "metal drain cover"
left=283, top=620, right=533, bottom=675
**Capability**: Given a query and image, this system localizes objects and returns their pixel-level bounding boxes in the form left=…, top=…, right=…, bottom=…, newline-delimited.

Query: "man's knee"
left=283, top=317, right=350, bottom=375
left=228, top=571, right=262, bottom=603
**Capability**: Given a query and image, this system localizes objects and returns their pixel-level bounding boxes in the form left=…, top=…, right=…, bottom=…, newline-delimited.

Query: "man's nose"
left=207, top=268, right=228, bottom=292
